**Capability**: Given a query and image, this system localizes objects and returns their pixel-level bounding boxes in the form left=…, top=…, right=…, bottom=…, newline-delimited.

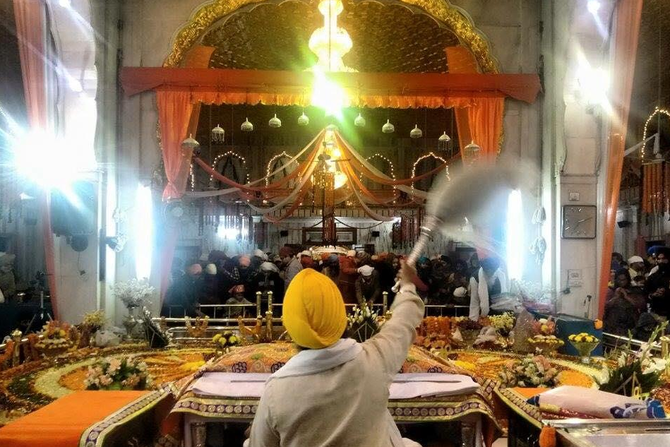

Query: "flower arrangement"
left=415, top=317, right=454, bottom=350
left=498, top=354, right=559, bottom=388
left=532, top=317, right=556, bottom=336
left=35, top=321, right=73, bottom=352
left=84, top=356, right=152, bottom=390
left=600, top=322, right=667, bottom=397
left=213, top=331, right=240, bottom=353
left=114, top=278, right=155, bottom=309
left=347, top=304, right=380, bottom=342
left=82, top=310, right=106, bottom=331
left=489, top=313, right=515, bottom=336
left=568, top=332, right=598, bottom=343
left=527, top=334, right=564, bottom=355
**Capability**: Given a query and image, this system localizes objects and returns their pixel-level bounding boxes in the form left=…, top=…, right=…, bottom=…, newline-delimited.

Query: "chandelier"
left=308, top=0, right=353, bottom=73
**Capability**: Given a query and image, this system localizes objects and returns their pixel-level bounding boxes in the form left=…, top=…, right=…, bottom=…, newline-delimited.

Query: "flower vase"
left=123, top=307, right=138, bottom=338
left=571, top=341, right=599, bottom=364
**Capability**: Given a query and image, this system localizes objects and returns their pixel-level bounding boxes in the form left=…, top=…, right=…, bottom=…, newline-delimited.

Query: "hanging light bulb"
left=298, top=111, right=310, bottom=126
left=211, top=124, right=225, bottom=144
left=269, top=113, right=282, bottom=128
left=462, top=140, right=481, bottom=165
left=181, top=134, right=200, bottom=154
left=410, top=124, right=423, bottom=139
left=241, top=117, right=254, bottom=132
left=354, top=112, right=366, bottom=127
left=382, top=119, right=394, bottom=134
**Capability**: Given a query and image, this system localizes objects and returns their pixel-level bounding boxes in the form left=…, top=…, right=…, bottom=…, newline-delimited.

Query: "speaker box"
left=50, top=181, right=96, bottom=236
left=371, top=231, right=380, bottom=238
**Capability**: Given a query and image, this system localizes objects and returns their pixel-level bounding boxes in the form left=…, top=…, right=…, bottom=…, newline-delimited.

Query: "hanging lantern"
left=181, top=134, right=200, bottom=154
left=241, top=117, right=254, bottom=132
left=438, top=131, right=451, bottom=151
left=410, top=124, right=423, bottom=139
left=298, top=112, right=310, bottom=126
left=354, top=113, right=366, bottom=127
left=211, top=124, right=225, bottom=144
left=269, top=114, right=282, bottom=128
left=462, top=140, right=481, bottom=165
left=382, top=119, right=395, bottom=134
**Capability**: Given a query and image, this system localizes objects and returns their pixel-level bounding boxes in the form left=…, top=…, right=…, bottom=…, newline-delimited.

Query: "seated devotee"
left=299, top=250, right=314, bottom=270
left=162, top=263, right=203, bottom=317
left=605, top=268, right=633, bottom=303
left=321, top=254, right=340, bottom=284
left=247, top=263, right=423, bottom=447
left=338, top=250, right=359, bottom=304
left=253, top=261, right=285, bottom=314
left=469, top=257, right=508, bottom=321
left=355, top=265, right=381, bottom=306
left=646, top=247, right=670, bottom=316
left=604, top=286, right=646, bottom=336
left=628, top=255, right=646, bottom=287
left=225, top=285, right=253, bottom=318
left=282, top=248, right=303, bottom=289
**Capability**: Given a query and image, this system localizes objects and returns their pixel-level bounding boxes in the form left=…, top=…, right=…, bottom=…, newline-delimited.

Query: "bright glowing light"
left=333, top=171, right=347, bottom=189
left=67, top=76, right=83, bottom=92
left=309, top=0, right=353, bottom=72
left=135, top=184, right=153, bottom=280
left=311, top=70, right=346, bottom=117
left=58, top=0, right=72, bottom=8
left=587, top=0, right=600, bottom=14
left=506, top=190, right=524, bottom=281
left=10, top=130, right=97, bottom=189
left=217, top=226, right=249, bottom=240
left=576, top=63, right=610, bottom=108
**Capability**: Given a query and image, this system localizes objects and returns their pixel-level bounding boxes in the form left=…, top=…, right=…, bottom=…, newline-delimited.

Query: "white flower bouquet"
left=347, top=304, right=380, bottom=342
left=114, top=278, right=155, bottom=309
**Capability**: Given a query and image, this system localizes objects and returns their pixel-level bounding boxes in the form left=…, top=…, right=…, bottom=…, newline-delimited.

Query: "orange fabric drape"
left=13, top=0, right=59, bottom=319
left=0, top=391, right=148, bottom=447
left=446, top=46, right=504, bottom=158
left=120, top=68, right=542, bottom=105
left=468, top=97, right=505, bottom=157
left=156, top=90, right=195, bottom=201
left=445, top=46, right=475, bottom=152
left=598, top=0, right=643, bottom=318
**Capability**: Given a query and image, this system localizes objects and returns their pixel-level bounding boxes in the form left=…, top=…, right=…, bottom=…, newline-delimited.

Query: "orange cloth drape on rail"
left=13, top=0, right=59, bottom=318
left=598, top=0, right=643, bottom=318
left=0, top=391, right=148, bottom=447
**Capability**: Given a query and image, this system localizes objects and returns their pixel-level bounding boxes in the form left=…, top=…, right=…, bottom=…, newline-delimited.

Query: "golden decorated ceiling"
left=200, top=0, right=461, bottom=73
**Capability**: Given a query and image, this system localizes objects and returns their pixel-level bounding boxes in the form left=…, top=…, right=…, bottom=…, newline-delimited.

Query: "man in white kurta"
left=249, top=264, right=424, bottom=447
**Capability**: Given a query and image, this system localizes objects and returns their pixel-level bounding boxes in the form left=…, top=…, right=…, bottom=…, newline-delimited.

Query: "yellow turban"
left=283, top=269, right=347, bottom=349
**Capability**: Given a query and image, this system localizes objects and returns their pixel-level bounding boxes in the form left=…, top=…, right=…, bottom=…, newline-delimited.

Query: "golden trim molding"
left=163, top=0, right=499, bottom=73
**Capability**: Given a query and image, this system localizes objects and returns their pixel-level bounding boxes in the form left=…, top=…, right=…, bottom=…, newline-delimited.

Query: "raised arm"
left=364, top=262, right=425, bottom=376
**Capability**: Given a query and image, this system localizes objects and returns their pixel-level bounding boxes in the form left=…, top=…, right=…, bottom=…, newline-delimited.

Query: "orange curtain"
left=13, top=0, right=59, bottom=318
left=445, top=46, right=475, bottom=152
left=468, top=97, right=505, bottom=157
left=598, top=0, right=643, bottom=318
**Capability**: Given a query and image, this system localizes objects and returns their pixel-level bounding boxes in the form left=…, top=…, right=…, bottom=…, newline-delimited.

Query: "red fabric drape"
left=13, top=0, right=59, bottom=319
left=120, top=68, right=542, bottom=105
left=598, top=0, right=644, bottom=318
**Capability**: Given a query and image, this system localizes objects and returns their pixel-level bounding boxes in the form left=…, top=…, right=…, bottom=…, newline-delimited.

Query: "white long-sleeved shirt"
left=468, top=267, right=508, bottom=321
left=249, top=284, right=425, bottom=447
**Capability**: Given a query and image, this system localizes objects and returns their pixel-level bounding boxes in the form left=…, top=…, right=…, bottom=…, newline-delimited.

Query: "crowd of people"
left=604, top=246, right=670, bottom=338
left=161, top=246, right=497, bottom=319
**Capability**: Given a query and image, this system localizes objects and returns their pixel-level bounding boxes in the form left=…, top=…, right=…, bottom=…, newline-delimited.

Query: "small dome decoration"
left=268, top=114, right=282, bottom=128
left=381, top=119, right=394, bottom=134
left=438, top=131, right=451, bottom=143
left=298, top=112, right=310, bottom=126
left=410, top=125, right=423, bottom=139
left=354, top=113, right=366, bottom=127
left=241, top=118, right=254, bottom=132
left=211, top=124, right=225, bottom=143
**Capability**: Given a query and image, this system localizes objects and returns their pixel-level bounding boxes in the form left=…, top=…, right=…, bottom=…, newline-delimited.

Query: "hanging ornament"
left=438, top=131, right=451, bottom=143
left=211, top=124, right=225, bottom=144
left=269, top=114, right=282, bottom=128
left=354, top=113, right=366, bottom=127
left=382, top=119, right=394, bottom=134
left=180, top=134, right=200, bottom=154
left=241, top=117, right=254, bottom=132
left=410, top=124, right=423, bottom=139
left=462, top=140, right=481, bottom=165
left=298, top=112, right=310, bottom=126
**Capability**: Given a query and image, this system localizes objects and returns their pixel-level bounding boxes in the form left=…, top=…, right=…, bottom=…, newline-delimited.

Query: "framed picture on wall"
left=301, top=228, right=357, bottom=245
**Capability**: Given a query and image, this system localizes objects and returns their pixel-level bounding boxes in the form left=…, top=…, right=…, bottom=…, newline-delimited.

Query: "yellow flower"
left=213, top=334, right=221, bottom=342
left=228, top=336, right=238, bottom=345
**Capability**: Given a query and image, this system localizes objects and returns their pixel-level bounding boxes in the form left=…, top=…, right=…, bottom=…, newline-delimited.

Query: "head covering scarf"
left=253, top=249, right=268, bottom=261
left=283, top=269, right=347, bottom=349
left=260, top=261, right=279, bottom=273
left=187, top=264, right=202, bottom=276
left=358, top=265, right=374, bottom=276
left=204, top=263, right=217, bottom=275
